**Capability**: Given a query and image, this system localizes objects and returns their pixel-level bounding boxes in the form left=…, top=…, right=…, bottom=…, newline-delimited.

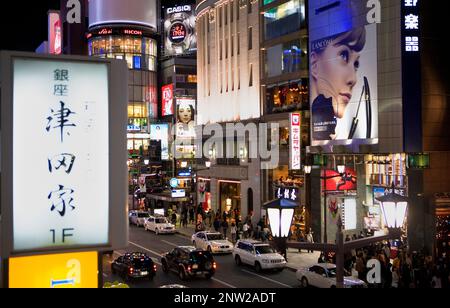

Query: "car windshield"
left=326, top=268, right=337, bottom=278
left=207, top=234, right=224, bottom=241
left=138, top=213, right=150, bottom=218
left=156, top=218, right=168, bottom=224
left=190, top=251, right=213, bottom=262
left=255, top=246, right=276, bottom=255
left=131, top=258, right=151, bottom=268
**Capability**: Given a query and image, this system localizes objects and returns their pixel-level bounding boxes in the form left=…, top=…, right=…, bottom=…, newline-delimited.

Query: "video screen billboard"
left=162, top=84, right=174, bottom=116
left=150, top=124, right=169, bottom=161
left=176, top=98, right=196, bottom=139
left=164, top=4, right=197, bottom=56
left=309, top=0, right=379, bottom=147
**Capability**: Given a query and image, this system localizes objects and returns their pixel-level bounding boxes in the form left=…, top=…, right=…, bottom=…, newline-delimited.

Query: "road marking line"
left=129, top=241, right=236, bottom=288
left=211, top=278, right=237, bottom=289
left=161, top=240, right=179, bottom=247
left=128, top=242, right=162, bottom=265
left=241, top=269, right=293, bottom=288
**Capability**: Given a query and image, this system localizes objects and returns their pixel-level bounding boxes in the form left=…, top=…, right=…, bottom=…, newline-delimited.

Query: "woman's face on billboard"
left=178, top=105, right=192, bottom=124
left=312, top=42, right=360, bottom=118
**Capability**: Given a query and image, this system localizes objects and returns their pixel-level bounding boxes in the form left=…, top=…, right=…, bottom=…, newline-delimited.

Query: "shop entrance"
left=219, top=181, right=241, bottom=222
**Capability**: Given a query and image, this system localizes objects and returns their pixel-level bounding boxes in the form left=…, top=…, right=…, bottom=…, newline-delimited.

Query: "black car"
left=111, top=252, right=157, bottom=281
left=161, top=246, right=217, bottom=281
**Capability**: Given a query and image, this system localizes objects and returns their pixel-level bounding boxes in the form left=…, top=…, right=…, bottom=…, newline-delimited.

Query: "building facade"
left=196, top=0, right=262, bottom=222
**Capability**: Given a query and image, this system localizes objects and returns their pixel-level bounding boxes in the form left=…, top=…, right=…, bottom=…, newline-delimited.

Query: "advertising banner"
left=289, top=113, right=301, bottom=170
left=164, top=4, right=197, bottom=56
left=322, top=168, right=357, bottom=192
left=309, top=0, right=379, bottom=147
left=150, top=124, right=170, bottom=161
left=176, top=98, right=196, bottom=139
left=162, top=84, right=174, bottom=116
left=48, top=11, right=62, bottom=55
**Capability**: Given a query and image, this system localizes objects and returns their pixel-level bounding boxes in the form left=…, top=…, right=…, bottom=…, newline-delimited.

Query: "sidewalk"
left=175, top=224, right=320, bottom=272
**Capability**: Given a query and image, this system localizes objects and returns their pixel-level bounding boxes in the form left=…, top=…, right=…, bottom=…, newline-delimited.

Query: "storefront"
left=435, top=193, right=450, bottom=259
left=219, top=181, right=241, bottom=220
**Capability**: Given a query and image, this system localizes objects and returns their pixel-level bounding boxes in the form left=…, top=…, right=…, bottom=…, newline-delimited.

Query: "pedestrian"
left=306, top=230, right=314, bottom=253
left=231, top=223, right=237, bottom=243
left=171, top=212, right=177, bottom=226
left=213, top=218, right=221, bottom=232
left=242, top=222, right=249, bottom=239
left=189, top=207, right=195, bottom=224
left=318, top=252, right=326, bottom=264
left=222, top=219, right=229, bottom=239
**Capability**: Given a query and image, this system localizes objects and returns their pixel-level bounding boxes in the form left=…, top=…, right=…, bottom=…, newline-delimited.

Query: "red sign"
left=124, top=29, right=143, bottom=36
left=162, top=84, right=174, bottom=116
left=322, top=168, right=357, bottom=192
left=48, top=12, right=62, bottom=55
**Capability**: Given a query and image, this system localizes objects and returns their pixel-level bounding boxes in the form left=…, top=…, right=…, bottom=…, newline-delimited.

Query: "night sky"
left=0, top=0, right=60, bottom=52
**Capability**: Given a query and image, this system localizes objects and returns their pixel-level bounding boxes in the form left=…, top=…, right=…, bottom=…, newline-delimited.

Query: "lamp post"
left=375, top=183, right=409, bottom=238
left=265, top=198, right=298, bottom=261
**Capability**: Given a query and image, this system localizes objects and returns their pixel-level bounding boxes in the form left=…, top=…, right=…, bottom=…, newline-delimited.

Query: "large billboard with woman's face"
left=309, top=0, right=379, bottom=147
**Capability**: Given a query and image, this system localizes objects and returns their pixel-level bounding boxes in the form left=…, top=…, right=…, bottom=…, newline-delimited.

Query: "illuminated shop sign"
left=290, top=113, right=301, bottom=170
left=162, top=84, right=174, bottom=116
left=167, top=5, right=192, bottom=14
left=94, top=28, right=146, bottom=37
left=164, top=4, right=196, bottom=56
left=403, top=0, right=420, bottom=53
left=172, top=189, right=186, bottom=198
left=275, top=187, right=300, bottom=203
left=322, top=168, right=357, bottom=192
left=48, top=12, right=62, bottom=55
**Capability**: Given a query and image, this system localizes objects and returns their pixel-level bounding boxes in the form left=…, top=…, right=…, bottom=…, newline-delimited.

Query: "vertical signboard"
left=12, top=58, right=110, bottom=252
left=164, top=4, right=197, bottom=56
left=162, top=84, right=174, bottom=116
left=401, top=0, right=422, bottom=152
left=290, top=113, right=301, bottom=170
left=309, top=0, right=379, bottom=148
left=9, top=252, right=98, bottom=288
left=49, top=11, right=62, bottom=55
left=176, top=98, right=196, bottom=138
left=150, top=124, right=170, bottom=161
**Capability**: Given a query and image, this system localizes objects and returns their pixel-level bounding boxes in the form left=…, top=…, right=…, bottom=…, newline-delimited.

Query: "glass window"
left=265, top=38, right=308, bottom=78
left=264, top=0, right=306, bottom=41
left=266, top=79, right=309, bottom=114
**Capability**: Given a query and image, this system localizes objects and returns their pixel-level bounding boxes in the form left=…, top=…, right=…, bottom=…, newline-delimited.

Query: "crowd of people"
left=317, top=237, right=450, bottom=288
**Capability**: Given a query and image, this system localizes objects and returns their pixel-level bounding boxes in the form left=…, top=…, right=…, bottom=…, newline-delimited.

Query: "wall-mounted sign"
left=9, top=252, right=98, bottom=288
left=275, top=186, right=300, bottom=203
left=170, top=178, right=179, bottom=188
left=322, top=168, right=357, bottom=192
left=172, top=189, right=186, bottom=198
left=162, top=84, right=174, bottom=116
left=48, top=12, right=62, bottom=55
left=150, top=124, right=169, bottom=161
left=164, top=4, right=196, bottom=56
left=290, top=113, right=301, bottom=170
left=176, top=97, right=196, bottom=138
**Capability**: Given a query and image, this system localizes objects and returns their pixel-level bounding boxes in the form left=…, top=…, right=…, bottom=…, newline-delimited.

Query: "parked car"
left=191, top=231, right=233, bottom=254
left=129, top=210, right=138, bottom=224
left=296, top=264, right=366, bottom=288
left=232, top=240, right=286, bottom=273
left=161, top=246, right=217, bottom=281
left=111, top=252, right=157, bottom=281
left=131, top=212, right=150, bottom=227
left=144, top=216, right=176, bottom=235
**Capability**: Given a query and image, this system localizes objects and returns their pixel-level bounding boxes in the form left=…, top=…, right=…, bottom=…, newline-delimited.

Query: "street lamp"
left=205, top=161, right=212, bottom=168
left=304, top=165, right=312, bottom=175
left=264, top=198, right=298, bottom=260
left=376, top=183, right=409, bottom=231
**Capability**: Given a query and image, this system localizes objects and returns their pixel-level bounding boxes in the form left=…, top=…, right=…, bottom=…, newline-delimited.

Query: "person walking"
left=242, top=222, right=249, bottom=239
left=231, top=223, right=237, bottom=243
left=222, top=219, right=229, bottom=239
left=306, top=230, right=315, bottom=253
left=213, top=217, right=221, bottom=232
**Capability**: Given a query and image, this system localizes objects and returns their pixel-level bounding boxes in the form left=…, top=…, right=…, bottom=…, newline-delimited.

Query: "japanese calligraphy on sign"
left=275, top=187, right=300, bottom=203
left=12, top=58, right=110, bottom=252
left=403, top=0, right=420, bottom=52
left=290, top=113, right=301, bottom=171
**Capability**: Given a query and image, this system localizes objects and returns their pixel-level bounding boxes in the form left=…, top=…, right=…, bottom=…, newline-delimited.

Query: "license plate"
left=192, top=265, right=199, bottom=270
left=141, top=271, right=148, bottom=276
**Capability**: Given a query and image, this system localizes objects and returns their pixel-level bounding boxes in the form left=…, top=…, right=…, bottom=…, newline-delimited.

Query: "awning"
left=263, top=198, right=299, bottom=209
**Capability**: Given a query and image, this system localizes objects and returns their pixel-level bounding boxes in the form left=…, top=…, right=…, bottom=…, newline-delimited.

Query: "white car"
left=144, top=216, right=176, bottom=235
left=296, top=264, right=366, bottom=288
left=191, top=232, right=233, bottom=254
left=132, top=212, right=150, bottom=227
left=232, top=240, right=286, bottom=272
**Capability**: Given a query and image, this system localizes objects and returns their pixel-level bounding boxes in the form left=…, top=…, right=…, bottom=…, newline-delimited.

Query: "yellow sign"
left=9, top=252, right=98, bottom=288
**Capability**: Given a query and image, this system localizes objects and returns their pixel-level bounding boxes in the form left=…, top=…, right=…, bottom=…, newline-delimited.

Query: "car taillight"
left=129, top=267, right=134, bottom=274
left=213, top=262, right=217, bottom=269
left=187, top=266, right=192, bottom=272
left=153, top=265, right=157, bottom=272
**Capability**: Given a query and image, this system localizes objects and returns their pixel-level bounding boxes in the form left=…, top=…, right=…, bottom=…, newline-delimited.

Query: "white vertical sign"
left=13, top=58, right=110, bottom=251
left=290, top=113, right=301, bottom=170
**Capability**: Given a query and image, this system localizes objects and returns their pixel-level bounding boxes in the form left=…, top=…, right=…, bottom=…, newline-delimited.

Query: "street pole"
left=336, top=216, right=345, bottom=289
left=323, top=174, right=327, bottom=244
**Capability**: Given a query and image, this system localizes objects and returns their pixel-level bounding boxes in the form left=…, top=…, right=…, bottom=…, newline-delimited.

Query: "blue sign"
left=170, top=178, right=179, bottom=188
left=133, top=56, right=141, bottom=70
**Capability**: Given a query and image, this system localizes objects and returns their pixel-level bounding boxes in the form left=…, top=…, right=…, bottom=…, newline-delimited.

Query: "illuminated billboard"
left=162, top=84, right=174, bottom=116
left=150, top=124, right=170, bottom=161
left=9, top=252, right=98, bottom=288
left=89, top=0, right=157, bottom=30
left=164, top=4, right=197, bottom=56
left=176, top=98, right=196, bottom=139
left=309, top=0, right=379, bottom=147
left=48, top=11, right=62, bottom=55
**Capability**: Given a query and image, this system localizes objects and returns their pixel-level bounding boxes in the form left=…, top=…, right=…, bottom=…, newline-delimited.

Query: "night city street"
left=1, top=0, right=450, bottom=298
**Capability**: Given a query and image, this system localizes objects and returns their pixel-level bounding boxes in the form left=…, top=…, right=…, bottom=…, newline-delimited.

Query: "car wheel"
left=155, top=229, right=159, bottom=235
left=179, top=266, right=187, bottom=281
left=331, top=285, right=336, bottom=289
left=162, top=260, right=169, bottom=273
left=193, top=241, right=197, bottom=248
left=205, top=273, right=213, bottom=280
left=301, top=277, right=309, bottom=288
left=255, top=262, right=262, bottom=273
left=235, top=256, right=242, bottom=266
left=276, top=268, right=284, bottom=273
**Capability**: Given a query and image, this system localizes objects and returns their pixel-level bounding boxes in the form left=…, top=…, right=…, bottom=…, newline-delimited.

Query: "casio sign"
left=167, top=5, right=192, bottom=14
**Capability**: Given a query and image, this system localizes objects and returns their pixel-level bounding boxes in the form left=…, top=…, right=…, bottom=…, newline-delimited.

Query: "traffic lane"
left=102, top=250, right=229, bottom=289
left=126, top=226, right=300, bottom=289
